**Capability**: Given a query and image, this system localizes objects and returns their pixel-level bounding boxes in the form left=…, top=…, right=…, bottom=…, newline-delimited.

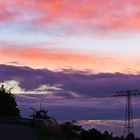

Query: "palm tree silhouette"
left=30, top=98, right=57, bottom=126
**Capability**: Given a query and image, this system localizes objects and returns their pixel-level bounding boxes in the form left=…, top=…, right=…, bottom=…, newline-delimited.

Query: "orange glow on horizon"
left=0, top=47, right=140, bottom=74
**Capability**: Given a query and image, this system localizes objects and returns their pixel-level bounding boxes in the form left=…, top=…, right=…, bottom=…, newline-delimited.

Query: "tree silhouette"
left=60, top=120, right=82, bottom=138
left=0, top=85, right=20, bottom=117
left=30, top=106, right=58, bottom=126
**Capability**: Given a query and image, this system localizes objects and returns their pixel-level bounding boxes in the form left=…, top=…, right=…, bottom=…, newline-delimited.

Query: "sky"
left=1, top=0, right=140, bottom=73
left=1, top=0, right=140, bottom=136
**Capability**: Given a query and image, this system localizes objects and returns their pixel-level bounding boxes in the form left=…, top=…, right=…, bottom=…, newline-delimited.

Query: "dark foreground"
left=0, top=117, right=139, bottom=140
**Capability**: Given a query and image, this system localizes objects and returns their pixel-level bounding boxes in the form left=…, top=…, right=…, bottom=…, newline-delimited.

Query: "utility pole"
left=114, top=90, right=140, bottom=137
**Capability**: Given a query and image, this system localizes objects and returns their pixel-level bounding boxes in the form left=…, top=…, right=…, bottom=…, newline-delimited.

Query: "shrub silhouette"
left=0, top=85, right=20, bottom=117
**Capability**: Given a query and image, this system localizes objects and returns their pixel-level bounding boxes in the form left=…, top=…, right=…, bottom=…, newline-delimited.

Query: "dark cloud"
left=0, top=64, right=140, bottom=98
left=17, top=95, right=140, bottom=121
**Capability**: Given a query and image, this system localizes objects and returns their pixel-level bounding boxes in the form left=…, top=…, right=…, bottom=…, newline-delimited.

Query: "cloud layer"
left=1, top=64, right=140, bottom=98
left=1, top=0, right=140, bottom=33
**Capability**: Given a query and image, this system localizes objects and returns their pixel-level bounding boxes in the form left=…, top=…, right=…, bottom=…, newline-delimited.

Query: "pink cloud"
left=0, top=0, right=140, bottom=31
